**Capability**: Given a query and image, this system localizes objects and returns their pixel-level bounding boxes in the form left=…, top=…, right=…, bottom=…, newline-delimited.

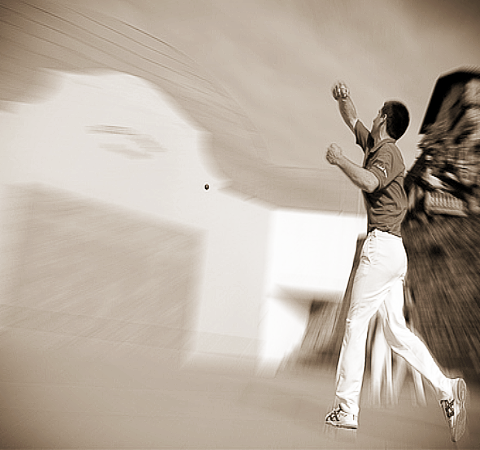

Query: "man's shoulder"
left=355, top=120, right=373, bottom=150
left=378, top=140, right=403, bottom=158
left=355, top=119, right=369, bottom=135
left=376, top=141, right=406, bottom=175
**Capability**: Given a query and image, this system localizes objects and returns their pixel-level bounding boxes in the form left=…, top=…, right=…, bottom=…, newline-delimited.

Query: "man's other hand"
left=326, top=143, right=344, bottom=165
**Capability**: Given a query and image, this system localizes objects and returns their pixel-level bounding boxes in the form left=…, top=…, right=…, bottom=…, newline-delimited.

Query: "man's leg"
left=381, top=278, right=452, bottom=400
left=332, top=231, right=407, bottom=417
left=382, top=269, right=467, bottom=442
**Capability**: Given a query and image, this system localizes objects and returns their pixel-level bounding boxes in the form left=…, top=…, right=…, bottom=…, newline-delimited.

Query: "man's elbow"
left=363, top=176, right=379, bottom=193
left=348, top=118, right=358, bottom=132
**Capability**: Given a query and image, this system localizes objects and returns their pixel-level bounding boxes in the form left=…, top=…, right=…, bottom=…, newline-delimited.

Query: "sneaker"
left=325, top=406, right=358, bottom=429
left=440, top=378, right=467, bottom=442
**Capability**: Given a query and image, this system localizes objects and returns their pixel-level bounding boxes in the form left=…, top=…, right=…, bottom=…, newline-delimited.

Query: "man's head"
left=380, top=101, right=410, bottom=140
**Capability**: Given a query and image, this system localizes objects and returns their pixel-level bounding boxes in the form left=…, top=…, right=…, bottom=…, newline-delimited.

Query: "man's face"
left=372, top=108, right=386, bottom=137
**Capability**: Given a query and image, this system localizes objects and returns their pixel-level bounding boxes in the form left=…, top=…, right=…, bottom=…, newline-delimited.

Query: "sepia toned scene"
left=0, top=1, right=479, bottom=448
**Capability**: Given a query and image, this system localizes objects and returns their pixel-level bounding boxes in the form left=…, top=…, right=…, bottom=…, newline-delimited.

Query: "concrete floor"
left=0, top=329, right=479, bottom=449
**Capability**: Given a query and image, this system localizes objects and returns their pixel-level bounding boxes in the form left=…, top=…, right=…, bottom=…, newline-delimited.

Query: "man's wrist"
left=334, top=154, right=347, bottom=167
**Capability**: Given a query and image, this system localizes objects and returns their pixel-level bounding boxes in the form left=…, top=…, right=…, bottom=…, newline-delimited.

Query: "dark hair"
left=381, top=101, right=410, bottom=140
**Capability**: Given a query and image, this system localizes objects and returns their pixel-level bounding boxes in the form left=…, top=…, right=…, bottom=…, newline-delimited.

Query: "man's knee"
left=344, top=316, right=371, bottom=340
left=383, top=319, right=414, bottom=351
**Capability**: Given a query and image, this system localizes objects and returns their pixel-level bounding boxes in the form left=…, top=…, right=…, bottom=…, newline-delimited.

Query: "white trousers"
left=335, top=229, right=452, bottom=415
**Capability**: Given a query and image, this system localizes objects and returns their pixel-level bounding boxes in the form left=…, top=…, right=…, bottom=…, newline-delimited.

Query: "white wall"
left=266, top=210, right=367, bottom=294
left=0, top=71, right=271, bottom=368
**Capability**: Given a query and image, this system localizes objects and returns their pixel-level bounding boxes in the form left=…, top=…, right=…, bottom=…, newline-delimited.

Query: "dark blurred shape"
left=406, top=67, right=480, bottom=218
left=420, top=68, right=480, bottom=134
left=403, top=68, right=480, bottom=380
left=402, top=215, right=480, bottom=380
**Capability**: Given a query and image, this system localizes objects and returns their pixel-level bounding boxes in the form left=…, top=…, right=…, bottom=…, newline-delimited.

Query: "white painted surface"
left=258, top=209, right=366, bottom=374
left=0, top=71, right=270, bottom=365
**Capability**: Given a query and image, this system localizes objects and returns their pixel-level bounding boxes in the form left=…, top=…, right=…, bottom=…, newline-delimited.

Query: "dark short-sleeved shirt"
left=355, top=120, right=407, bottom=238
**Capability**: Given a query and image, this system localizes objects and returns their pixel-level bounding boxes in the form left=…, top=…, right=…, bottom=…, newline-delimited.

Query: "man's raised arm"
left=332, top=81, right=358, bottom=133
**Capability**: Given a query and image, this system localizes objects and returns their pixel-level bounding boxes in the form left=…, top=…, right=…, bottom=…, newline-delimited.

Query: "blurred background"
left=0, top=1, right=479, bottom=448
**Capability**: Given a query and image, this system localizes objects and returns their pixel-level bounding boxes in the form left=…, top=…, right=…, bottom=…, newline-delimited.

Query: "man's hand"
left=332, top=81, right=349, bottom=101
left=326, top=143, right=379, bottom=192
left=326, top=143, right=344, bottom=165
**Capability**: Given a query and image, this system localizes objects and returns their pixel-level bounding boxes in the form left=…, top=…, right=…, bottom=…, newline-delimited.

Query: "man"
left=324, top=81, right=467, bottom=443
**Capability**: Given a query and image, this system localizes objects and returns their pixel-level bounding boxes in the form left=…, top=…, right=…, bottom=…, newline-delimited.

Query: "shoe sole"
left=451, top=378, right=467, bottom=442
left=325, top=420, right=358, bottom=430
